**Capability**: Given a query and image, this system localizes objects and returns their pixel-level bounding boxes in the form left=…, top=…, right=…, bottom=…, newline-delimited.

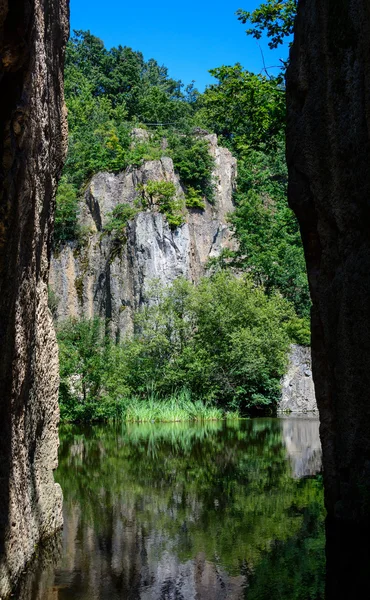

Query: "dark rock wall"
left=0, top=0, right=69, bottom=596
left=286, top=0, right=370, bottom=523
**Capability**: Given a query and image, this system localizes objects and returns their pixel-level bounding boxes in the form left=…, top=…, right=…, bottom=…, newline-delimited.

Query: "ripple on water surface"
left=20, top=416, right=325, bottom=600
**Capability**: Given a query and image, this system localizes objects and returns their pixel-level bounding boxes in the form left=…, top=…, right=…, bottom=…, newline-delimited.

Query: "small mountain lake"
left=25, top=416, right=325, bottom=600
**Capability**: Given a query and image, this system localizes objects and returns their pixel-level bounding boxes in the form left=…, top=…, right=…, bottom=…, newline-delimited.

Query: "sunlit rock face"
left=0, top=0, right=68, bottom=596
left=287, top=0, right=370, bottom=522
left=50, top=134, right=237, bottom=337
left=279, top=345, right=317, bottom=413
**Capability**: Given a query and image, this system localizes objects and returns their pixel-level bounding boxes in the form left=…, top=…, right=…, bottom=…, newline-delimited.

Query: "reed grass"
left=123, top=389, right=227, bottom=423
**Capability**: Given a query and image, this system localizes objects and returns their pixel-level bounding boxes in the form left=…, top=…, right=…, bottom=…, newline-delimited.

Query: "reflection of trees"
left=246, top=500, right=325, bottom=600
left=50, top=419, right=325, bottom=599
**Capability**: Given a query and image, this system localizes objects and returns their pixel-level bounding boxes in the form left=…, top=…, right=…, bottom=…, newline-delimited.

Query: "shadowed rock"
left=287, top=0, right=370, bottom=525
left=0, top=0, right=69, bottom=596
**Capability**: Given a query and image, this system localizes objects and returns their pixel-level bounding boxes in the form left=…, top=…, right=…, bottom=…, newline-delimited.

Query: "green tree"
left=57, top=274, right=302, bottom=421
left=168, top=133, right=215, bottom=201
left=228, top=146, right=311, bottom=321
left=236, top=0, right=297, bottom=50
left=197, top=64, right=285, bottom=155
left=57, top=318, right=113, bottom=421
left=137, top=180, right=185, bottom=229
left=54, top=177, right=80, bottom=244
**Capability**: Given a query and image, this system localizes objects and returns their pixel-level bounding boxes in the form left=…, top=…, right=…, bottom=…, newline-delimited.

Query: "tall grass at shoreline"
left=124, top=389, right=224, bottom=423
left=60, top=387, right=240, bottom=424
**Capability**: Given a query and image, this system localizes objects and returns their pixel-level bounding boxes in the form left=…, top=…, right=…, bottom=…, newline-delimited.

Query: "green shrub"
left=185, top=187, right=206, bottom=210
left=168, top=134, right=215, bottom=203
left=57, top=274, right=300, bottom=421
left=54, top=177, right=80, bottom=245
left=48, top=286, right=59, bottom=319
left=137, top=180, right=185, bottom=229
left=103, top=203, right=139, bottom=241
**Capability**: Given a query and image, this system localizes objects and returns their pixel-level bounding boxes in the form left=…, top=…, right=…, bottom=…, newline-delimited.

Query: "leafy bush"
left=137, top=180, right=185, bottom=229
left=103, top=203, right=139, bottom=241
left=197, top=64, right=285, bottom=154
left=54, top=177, right=80, bottom=245
left=57, top=273, right=300, bottom=421
left=168, top=134, right=215, bottom=203
left=228, top=146, right=311, bottom=321
left=185, top=187, right=206, bottom=210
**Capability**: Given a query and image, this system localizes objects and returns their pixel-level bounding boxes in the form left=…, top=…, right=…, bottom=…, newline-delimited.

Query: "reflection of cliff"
left=53, top=501, right=245, bottom=600
left=281, top=416, right=322, bottom=478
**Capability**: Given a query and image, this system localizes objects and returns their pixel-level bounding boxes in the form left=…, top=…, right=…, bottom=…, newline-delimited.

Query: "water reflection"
left=26, top=417, right=324, bottom=600
left=281, top=415, right=322, bottom=478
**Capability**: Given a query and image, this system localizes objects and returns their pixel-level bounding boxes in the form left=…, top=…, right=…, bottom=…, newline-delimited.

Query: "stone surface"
left=279, top=345, right=317, bottom=413
left=0, top=0, right=68, bottom=596
left=287, top=0, right=370, bottom=523
left=50, top=134, right=237, bottom=338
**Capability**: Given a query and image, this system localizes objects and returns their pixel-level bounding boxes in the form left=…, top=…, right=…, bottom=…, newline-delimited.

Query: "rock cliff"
left=0, top=0, right=68, bottom=596
left=50, top=134, right=237, bottom=337
left=287, top=0, right=370, bottom=525
left=279, top=345, right=316, bottom=413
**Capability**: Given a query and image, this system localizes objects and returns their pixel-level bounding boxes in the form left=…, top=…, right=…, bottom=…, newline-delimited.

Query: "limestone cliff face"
left=279, top=345, right=316, bottom=413
left=0, top=1, right=68, bottom=596
left=287, top=0, right=370, bottom=524
left=50, top=134, right=237, bottom=336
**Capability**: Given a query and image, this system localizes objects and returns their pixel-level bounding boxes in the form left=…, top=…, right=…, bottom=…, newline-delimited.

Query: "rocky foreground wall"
left=0, top=1, right=68, bottom=596
left=287, top=0, right=370, bottom=525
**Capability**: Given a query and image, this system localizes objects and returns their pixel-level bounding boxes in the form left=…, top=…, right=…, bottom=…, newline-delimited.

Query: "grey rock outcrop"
left=279, top=345, right=316, bottom=413
left=287, top=0, right=370, bottom=525
left=50, top=134, right=237, bottom=337
left=0, top=0, right=68, bottom=597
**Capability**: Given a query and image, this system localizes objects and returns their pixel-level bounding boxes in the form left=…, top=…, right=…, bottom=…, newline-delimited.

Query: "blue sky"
left=70, top=0, right=287, bottom=91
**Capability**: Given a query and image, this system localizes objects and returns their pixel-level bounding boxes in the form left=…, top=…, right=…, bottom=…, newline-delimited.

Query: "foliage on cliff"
left=196, top=60, right=310, bottom=320
left=54, top=30, right=215, bottom=244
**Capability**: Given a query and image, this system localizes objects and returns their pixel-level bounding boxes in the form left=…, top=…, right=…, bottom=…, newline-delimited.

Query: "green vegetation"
left=55, top=11, right=312, bottom=422
left=228, top=146, right=310, bottom=321
left=196, top=58, right=310, bottom=323
left=54, top=30, right=214, bottom=245
left=57, top=273, right=305, bottom=423
left=197, top=64, right=285, bottom=153
left=185, top=187, right=205, bottom=210
left=167, top=133, right=215, bottom=202
left=237, top=1, right=297, bottom=50
left=103, top=203, right=139, bottom=241
left=137, top=180, right=185, bottom=229
left=125, top=390, right=223, bottom=423
left=54, top=177, right=80, bottom=244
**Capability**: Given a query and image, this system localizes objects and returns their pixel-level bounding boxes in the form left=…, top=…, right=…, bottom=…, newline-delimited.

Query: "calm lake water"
left=23, top=417, right=325, bottom=600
